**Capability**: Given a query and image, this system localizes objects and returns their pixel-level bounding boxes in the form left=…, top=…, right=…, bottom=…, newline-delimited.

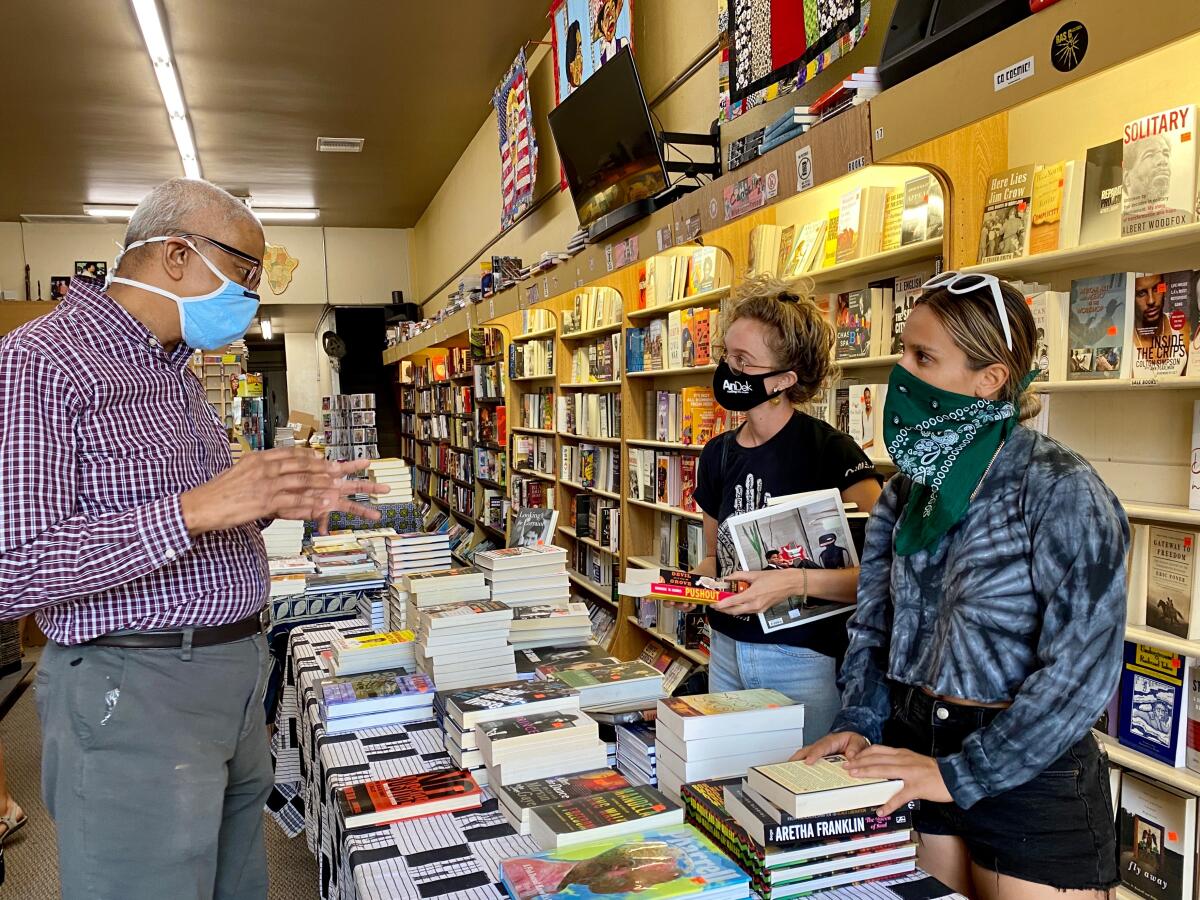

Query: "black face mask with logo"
left=711, top=357, right=789, bottom=412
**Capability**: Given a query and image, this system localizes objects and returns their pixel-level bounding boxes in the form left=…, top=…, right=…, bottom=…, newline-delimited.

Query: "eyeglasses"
left=183, top=233, right=262, bottom=289
left=720, top=354, right=782, bottom=376
left=921, top=271, right=1013, bottom=351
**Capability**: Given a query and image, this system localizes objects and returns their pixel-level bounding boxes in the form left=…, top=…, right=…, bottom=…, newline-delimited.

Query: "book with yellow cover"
left=880, top=188, right=903, bottom=252
left=822, top=209, right=839, bottom=269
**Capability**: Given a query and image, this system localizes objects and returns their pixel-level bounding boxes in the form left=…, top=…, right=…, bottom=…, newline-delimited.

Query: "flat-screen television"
left=548, top=46, right=669, bottom=229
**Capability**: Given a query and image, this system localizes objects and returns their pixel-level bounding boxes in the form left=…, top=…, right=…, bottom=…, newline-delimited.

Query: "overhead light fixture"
left=84, top=205, right=137, bottom=219
left=259, top=319, right=273, bottom=340
left=131, top=0, right=202, bottom=179
left=253, top=208, right=320, bottom=222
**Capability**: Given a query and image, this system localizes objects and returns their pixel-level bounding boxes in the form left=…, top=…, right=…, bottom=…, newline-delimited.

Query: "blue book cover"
left=759, top=123, right=809, bottom=154
left=500, top=824, right=749, bottom=900
left=1118, top=640, right=1189, bottom=767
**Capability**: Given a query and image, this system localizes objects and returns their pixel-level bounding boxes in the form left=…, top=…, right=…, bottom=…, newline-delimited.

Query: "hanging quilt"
left=550, top=0, right=634, bottom=107
left=493, top=48, right=539, bottom=230
left=719, top=0, right=871, bottom=122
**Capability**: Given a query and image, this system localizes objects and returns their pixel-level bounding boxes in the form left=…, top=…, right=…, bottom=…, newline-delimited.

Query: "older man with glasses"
left=0, top=178, right=386, bottom=899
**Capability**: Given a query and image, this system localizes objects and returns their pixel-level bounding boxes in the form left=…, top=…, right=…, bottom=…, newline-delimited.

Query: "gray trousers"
left=35, top=633, right=273, bottom=900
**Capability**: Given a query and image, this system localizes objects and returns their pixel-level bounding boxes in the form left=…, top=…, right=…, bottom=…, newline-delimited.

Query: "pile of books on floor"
left=317, top=667, right=435, bottom=734
left=367, top=458, right=413, bottom=505
left=499, top=824, right=750, bottom=900
left=655, top=690, right=805, bottom=800
left=338, top=769, right=483, bottom=828
left=509, top=602, right=592, bottom=650
left=413, top=599, right=515, bottom=691
left=537, top=654, right=665, bottom=712
left=683, top=758, right=917, bottom=898
left=439, top=680, right=582, bottom=788
left=395, top=565, right=489, bottom=632
left=616, top=721, right=658, bottom=786
left=329, top=629, right=417, bottom=677
left=476, top=545, right=571, bottom=607
left=261, top=518, right=305, bottom=559
left=382, top=533, right=452, bottom=629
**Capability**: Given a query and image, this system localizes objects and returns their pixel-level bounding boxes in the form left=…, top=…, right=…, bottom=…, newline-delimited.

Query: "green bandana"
left=883, top=365, right=1036, bottom=556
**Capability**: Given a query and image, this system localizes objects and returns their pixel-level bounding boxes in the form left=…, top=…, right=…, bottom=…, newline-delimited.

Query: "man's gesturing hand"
left=181, top=448, right=388, bottom=536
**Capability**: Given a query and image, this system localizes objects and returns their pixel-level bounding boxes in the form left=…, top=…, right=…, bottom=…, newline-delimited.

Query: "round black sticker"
left=1051, top=21, right=1088, bottom=73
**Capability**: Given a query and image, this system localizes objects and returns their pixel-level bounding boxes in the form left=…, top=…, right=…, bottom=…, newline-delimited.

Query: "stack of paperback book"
left=680, top=757, right=916, bottom=897
left=538, top=657, right=665, bottom=711
left=317, top=669, right=435, bottom=734
left=655, top=690, right=805, bottom=800
left=367, top=458, right=413, bottom=505
left=268, top=554, right=315, bottom=599
left=413, top=600, right=516, bottom=691
left=499, top=824, right=751, bottom=900
left=337, top=769, right=482, bottom=827
left=616, top=722, right=658, bottom=786
left=312, top=540, right=377, bottom=576
left=330, top=630, right=417, bottom=677
left=383, top=533, right=453, bottom=629
left=514, top=643, right=615, bottom=681
left=261, top=519, right=305, bottom=559
left=493, top=769, right=632, bottom=835
left=475, top=545, right=571, bottom=607
left=508, top=602, right=593, bottom=650
left=358, top=590, right=387, bottom=630
left=399, top=567, right=489, bottom=627
left=478, top=708, right=608, bottom=789
left=439, top=680, right=582, bottom=787
left=526, top=783, right=685, bottom=850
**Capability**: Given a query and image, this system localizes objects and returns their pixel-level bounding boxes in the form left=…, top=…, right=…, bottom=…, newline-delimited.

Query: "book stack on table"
left=262, top=519, right=305, bottom=559
left=268, top=554, right=316, bottom=599
left=537, top=657, right=665, bottom=712
left=316, top=668, right=435, bottom=734
left=514, top=643, right=614, bottom=681
left=524, top=783, right=685, bottom=850
left=478, top=708, right=609, bottom=790
left=329, top=629, right=417, bottom=677
left=508, top=602, right=593, bottom=650
left=682, top=758, right=918, bottom=898
left=382, top=533, right=452, bottom=629
left=475, top=546, right=571, bottom=607
left=438, top=680, right=582, bottom=788
left=337, top=769, right=482, bottom=828
left=413, top=599, right=516, bottom=691
left=367, top=458, right=413, bottom=505
left=655, top=690, right=805, bottom=801
left=493, top=768, right=632, bottom=835
left=616, top=721, right=658, bottom=786
left=400, top=567, right=490, bottom=623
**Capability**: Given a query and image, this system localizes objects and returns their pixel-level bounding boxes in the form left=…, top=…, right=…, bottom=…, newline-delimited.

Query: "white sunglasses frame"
left=920, top=270, right=1014, bottom=351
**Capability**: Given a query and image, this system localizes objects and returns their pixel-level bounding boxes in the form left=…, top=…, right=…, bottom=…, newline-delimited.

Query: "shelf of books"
left=472, top=326, right=509, bottom=545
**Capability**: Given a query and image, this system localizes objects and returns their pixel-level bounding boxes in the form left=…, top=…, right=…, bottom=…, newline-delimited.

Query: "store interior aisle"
left=0, top=673, right=319, bottom=898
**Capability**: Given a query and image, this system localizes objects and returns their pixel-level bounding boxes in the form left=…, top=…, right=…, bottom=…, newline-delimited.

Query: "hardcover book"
left=890, top=274, right=923, bottom=355
left=978, top=165, right=1035, bottom=264
left=834, top=290, right=871, bottom=361
left=1118, top=771, right=1196, bottom=900
left=1119, top=641, right=1191, bottom=767
left=900, top=174, right=944, bottom=246
left=1080, top=139, right=1124, bottom=246
left=1067, top=272, right=1134, bottom=380
left=1122, top=105, right=1197, bottom=238
left=647, top=571, right=740, bottom=606
left=1145, top=526, right=1200, bottom=640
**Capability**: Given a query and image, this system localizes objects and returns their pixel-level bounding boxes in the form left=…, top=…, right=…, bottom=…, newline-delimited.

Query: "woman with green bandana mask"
left=798, top=273, right=1128, bottom=899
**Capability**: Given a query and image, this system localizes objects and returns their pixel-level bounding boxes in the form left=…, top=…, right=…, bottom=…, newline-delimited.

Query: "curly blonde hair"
left=715, top=275, right=835, bottom=405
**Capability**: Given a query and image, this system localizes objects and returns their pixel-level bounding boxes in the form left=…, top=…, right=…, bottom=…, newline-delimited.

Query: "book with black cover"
left=443, top=681, right=579, bottom=728
left=529, top=785, right=684, bottom=849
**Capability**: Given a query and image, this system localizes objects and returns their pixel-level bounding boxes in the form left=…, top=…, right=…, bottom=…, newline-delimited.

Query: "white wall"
left=283, top=331, right=321, bottom=417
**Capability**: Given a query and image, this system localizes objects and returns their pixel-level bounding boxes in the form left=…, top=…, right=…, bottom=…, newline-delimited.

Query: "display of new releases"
left=318, top=668, right=435, bottom=734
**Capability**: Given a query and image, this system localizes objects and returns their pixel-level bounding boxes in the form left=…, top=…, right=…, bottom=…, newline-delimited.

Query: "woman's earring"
left=769, top=396, right=782, bottom=406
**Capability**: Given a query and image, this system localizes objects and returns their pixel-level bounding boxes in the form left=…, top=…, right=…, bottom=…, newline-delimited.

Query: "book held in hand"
left=337, top=769, right=482, bottom=827
left=647, top=571, right=740, bottom=606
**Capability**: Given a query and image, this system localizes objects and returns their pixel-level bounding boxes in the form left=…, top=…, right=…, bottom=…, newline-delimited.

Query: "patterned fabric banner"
left=494, top=49, right=539, bottom=230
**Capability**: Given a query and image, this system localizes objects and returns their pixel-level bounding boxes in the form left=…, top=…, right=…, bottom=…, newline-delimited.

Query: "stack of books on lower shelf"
left=680, top=757, right=917, bottom=898
left=499, top=824, right=751, bottom=900
left=438, top=681, right=582, bottom=788
left=537, top=657, right=665, bottom=712
left=413, top=600, right=516, bottom=691
left=476, top=545, right=571, bottom=607
left=261, top=519, right=305, bottom=559
left=616, top=721, right=658, bottom=786
left=479, top=708, right=608, bottom=790
left=329, top=630, right=417, bottom=677
left=317, top=668, right=436, bottom=734
left=508, top=602, right=593, bottom=650
left=395, top=566, right=489, bottom=632
left=337, top=769, right=483, bottom=828
left=367, top=458, right=413, bottom=505
left=655, top=690, right=805, bottom=800
left=494, top=768, right=632, bottom=836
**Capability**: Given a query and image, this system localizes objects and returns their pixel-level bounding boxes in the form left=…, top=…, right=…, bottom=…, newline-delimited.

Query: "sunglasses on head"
left=921, top=271, right=1014, bottom=351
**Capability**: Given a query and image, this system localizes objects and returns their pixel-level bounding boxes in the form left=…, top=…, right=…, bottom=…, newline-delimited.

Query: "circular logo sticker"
left=709, top=198, right=718, bottom=220
left=1051, top=21, right=1088, bottom=73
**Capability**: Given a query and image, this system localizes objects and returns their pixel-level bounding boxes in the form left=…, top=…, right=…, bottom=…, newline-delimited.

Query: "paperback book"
left=529, top=786, right=684, bottom=849
left=1118, top=771, right=1196, bottom=900
left=1067, top=272, right=1134, bottom=380
left=1122, top=105, right=1197, bottom=237
left=337, top=769, right=482, bottom=827
left=1119, top=641, right=1191, bottom=767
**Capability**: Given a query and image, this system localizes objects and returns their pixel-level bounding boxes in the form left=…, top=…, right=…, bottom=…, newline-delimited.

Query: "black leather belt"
left=86, top=611, right=264, bottom=649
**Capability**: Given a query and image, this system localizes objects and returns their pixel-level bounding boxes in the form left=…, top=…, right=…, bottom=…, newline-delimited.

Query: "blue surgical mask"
left=109, top=236, right=260, bottom=349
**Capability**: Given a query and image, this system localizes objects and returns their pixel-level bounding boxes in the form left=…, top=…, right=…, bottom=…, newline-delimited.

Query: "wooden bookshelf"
left=626, top=439, right=704, bottom=452
left=511, top=326, right=557, bottom=342
left=559, top=433, right=621, bottom=445
left=806, top=238, right=944, bottom=286
left=628, top=497, right=703, bottom=521
left=512, top=467, right=556, bottom=483
left=511, top=426, right=556, bottom=436
left=626, top=286, right=730, bottom=321
left=559, top=524, right=616, bottom=554
left=561, top=322, right=622, bottom=339
left=560, top=480, right=620, bottom=501
left=512, top=373, right=556, bottom=382
left=627, top=364, right=718, bottom=379
left=627, top=616, right=711, bottom=666
left=1096, top=733, right=1200, bottom=795
left=560, top=380, right=621, bottom=389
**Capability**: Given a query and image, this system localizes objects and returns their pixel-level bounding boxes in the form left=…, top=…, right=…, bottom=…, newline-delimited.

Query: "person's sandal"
left=0, top=811, right=26, bottom=845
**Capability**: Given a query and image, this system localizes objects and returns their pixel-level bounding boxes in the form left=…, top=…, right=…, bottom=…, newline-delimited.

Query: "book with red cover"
left=337, top=769, right=482, bottom=827
left=649, top=571, right=741, bottom=605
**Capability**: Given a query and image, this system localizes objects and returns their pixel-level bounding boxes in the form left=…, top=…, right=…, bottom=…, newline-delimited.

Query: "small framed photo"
left=49, top=276, right=72, bottom=301
left=74, top=261, right=107, bottom=279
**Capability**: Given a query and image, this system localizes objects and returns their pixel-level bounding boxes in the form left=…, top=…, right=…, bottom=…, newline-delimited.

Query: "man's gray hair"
left=122, top=178, right=259, bottom=254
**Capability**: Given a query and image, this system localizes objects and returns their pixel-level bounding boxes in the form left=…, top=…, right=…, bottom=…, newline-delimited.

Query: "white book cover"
left=1122, top=105, right=1197, bottom=237
left=1028, top=290, right=1069, bottom=383
left=847, top=384, right=878, bottom=451
left=1118, top=771, right=1197, bottom=900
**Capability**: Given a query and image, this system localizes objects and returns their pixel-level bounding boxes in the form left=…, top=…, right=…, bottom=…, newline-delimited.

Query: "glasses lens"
left=721, top=355, right=743, bottom=375
left=953, top=274, right=987, bottom=291
left=922, top=271, right=957, bottom=289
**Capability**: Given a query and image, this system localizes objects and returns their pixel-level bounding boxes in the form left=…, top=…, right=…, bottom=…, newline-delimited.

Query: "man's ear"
left=160, top=237, right=190, bottom=283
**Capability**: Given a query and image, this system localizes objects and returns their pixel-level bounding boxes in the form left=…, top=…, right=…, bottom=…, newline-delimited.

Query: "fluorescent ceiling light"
left=253, top=208, right=320, bottom=222
left=84, top=205, right=136, bottom=219
left=131, top=0, right=202, bottom=179
left=260, top=319, right=273, bottom=340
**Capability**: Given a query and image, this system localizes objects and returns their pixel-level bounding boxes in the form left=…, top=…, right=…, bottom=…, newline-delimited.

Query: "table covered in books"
left=268, top=620, right=967, bottom=900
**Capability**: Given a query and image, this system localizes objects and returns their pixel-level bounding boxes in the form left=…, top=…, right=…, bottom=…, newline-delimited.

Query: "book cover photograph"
left=336, top=769, right=482, bottom=825
left=504, top=770, right=632, bottom=811
left=512, top=507, right=559, bottom=547
left=1068, top=273, right=1132, bottom=379
left=1133, top=272, right=1192, bottom=379
left=890, top=274, right=923, bottom=355
left=1145, top=526, right=1198, bottom=639
left=900, top=173, right=944, bottom=246
left=1118, top=772, right=1196, bottom=900
left=1120, top=642, right=1189, bottom=767
left=834, top=290, right=871, bottom=360
left=1081, top=139, right=1124, bottom=246
left=978, top=165, right=1035, bottom=263
left=1122, top=105, right=1197, bottom=237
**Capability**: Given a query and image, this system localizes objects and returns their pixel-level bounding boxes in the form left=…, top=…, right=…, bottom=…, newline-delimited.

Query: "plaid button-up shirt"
left=0, top=277, right=267, bottom=644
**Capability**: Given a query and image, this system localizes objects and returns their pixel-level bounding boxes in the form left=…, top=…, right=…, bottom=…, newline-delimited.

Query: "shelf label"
left=543, top=276, right=550, bottom=299
left=847, top=156, right=866, bottom=173
left=604, top=243, right=615, bottom=272
left=994, top=55, right=1034, bottom=91
left=488, top=297, right=495, bottom=320
left=874, top=126, right=885, bottom=141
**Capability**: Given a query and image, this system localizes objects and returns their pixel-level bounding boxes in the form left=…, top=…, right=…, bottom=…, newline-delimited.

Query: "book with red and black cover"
left=529, top=785, right=685, bottom=849
left=337, top=769, right=483, bottom=827
left=648, top=571, right=741, bottom=606
left=478, top=710, right=599, bottom=763
left=497, top=769, right=632, bottom=827
left=443, top=680, right=580, bottom=729
left=515, top=644, right=614, bottom=678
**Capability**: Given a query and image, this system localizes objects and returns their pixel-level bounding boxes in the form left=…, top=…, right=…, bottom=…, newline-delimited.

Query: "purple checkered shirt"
left=0, top=277, right=267, bottom=644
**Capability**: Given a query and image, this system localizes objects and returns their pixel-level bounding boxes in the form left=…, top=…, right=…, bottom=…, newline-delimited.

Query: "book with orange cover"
left=337, top=769, right=482, bottom=827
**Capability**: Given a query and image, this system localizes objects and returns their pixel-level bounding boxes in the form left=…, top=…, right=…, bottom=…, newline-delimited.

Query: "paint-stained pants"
left=36, top=633, right=273, bottom=900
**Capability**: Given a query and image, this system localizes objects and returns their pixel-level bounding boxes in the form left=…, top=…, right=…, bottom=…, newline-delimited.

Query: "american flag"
left=494, top=49, right=538, bottom=230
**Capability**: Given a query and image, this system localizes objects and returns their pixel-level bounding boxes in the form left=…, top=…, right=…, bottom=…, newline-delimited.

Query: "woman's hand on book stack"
left=792, top=730, right=871, bottom=765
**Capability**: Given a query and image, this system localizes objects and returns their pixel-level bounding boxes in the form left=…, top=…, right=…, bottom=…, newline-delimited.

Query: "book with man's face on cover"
left=1122, top=105, right=1197, bottom=238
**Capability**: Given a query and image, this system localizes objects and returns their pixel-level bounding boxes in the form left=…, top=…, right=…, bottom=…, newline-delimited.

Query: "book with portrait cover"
left=530, top=786, right=684, bottom=849
left=1067, top=273, right=1134, bottom=380
left=890, top=274, right=924, bottom=355
left=900, top=173, right=944, bottom=246
left=1133, top=272, right=1194, bottom=380
left=834, top=290, right=871, bottom=361
left=499, top=824, right=749, bottom=900
left=336, top=769, right=482, bottom=827
left=1144, top=526, right=1200, bottom=640
left=1118, top=771, right=1196, bottom=900
left=1119, top=641, right=1191, bottom=767
left=978, top=165, right=1035, bottom=264
left=1122, top=105, right=1197, bottom=238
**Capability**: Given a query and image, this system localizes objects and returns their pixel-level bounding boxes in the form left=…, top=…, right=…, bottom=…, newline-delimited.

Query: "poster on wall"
left=262, top=243, right=299, bottom=295
left=494, top=48, right=539, bottom=230
left=550, top=0, right=634, bottom=107
left=718, top=0, right=871, bottom=122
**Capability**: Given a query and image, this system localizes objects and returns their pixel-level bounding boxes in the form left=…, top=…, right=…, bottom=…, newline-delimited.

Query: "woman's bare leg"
left=916, top=833, right=976, bottom=898
left=971, top=863, right=1112, bottom=900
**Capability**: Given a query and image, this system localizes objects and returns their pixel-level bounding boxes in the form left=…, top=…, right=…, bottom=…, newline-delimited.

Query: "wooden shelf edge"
left=567, top=570, right=615, bottom=603
left=559, top=433, right=622, bottom=444
left=626, top=439, right=704, bottom=452
left=1097, top=733, right=1200, bottom=796
left=627, top=497, right=704, bottom=521
left=625, top=616, right=710, bottom=666
left=511, top=327, right=557, bottom=342
left=806, top=238, right=944, bottom=285
left=1124, top=624, right=1200, bottom=658
left=562, top=323, right=623, bottom=339
left=560, top=380, right=622, bottom=389
left=627, top=286, right=731, bottom=321
left=627, top=365, right=718, bottom=379
left=560, top=480, right=620, bottom=500
left=1121, top=502, right=1200, bottom=527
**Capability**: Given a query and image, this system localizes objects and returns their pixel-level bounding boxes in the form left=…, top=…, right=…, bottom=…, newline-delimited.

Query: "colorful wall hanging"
left=494, top=48, right=539, bottom=230
left=262, top=243, right=299, bottom=295
left=550, top=0, right=634, bottom=108
left=718, top=0, right=871, bottom=122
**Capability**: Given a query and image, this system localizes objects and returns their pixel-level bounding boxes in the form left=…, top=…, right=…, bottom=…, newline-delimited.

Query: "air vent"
left=317, top=136, right=365, bottom=153
left=20, top=214, right=98, bottom=224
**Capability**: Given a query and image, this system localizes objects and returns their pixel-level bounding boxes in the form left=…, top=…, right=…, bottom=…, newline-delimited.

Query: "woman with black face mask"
left=689, top=277, right=883, bottom=741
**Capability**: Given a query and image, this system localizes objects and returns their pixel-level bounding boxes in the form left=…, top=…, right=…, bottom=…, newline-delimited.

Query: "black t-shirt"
left=692, top=411, right=879, bottom=654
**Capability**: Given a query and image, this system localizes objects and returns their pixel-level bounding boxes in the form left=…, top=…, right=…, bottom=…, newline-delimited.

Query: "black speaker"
left=384, top=302, right=423, bottom=324
left=878, top=0, right=1031, bottom=89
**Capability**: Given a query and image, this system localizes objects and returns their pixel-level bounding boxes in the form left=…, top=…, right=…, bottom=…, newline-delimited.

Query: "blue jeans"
left=707, top=629, right=841, bottom=743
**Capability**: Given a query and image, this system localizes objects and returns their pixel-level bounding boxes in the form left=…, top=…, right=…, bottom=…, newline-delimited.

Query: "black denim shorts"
left=884, top=684, right=1118, bottom=891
